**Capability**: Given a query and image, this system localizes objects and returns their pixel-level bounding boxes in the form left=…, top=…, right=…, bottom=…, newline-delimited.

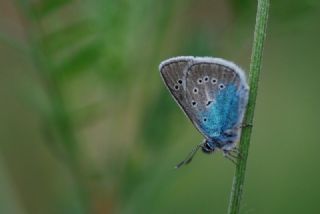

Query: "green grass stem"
left=227, top=0, right=270, bottom=213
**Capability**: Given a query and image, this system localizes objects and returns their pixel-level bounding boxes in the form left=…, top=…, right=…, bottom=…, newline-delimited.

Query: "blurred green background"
left=1, top=0, right=320, bottom=213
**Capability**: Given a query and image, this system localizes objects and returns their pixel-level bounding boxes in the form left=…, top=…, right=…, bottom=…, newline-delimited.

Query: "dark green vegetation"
left=1, top=0, right=320, bottom=213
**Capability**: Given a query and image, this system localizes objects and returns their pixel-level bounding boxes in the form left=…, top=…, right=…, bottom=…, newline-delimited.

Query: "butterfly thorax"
left=202, top=136, right=237, bottom=154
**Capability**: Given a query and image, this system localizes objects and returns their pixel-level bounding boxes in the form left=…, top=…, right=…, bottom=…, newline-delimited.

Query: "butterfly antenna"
left=175, top=143, right=203, bottom=169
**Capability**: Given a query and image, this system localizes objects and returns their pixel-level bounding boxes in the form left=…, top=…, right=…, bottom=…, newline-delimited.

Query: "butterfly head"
left=201, top=139, right=216, bottom=154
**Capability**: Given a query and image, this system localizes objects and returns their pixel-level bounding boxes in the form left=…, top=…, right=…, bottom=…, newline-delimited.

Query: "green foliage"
left=1, top=0, right=320, bottom=214
left=31, top=0, right=72, bottom=18
left=141, top=90, right=176, bottom=148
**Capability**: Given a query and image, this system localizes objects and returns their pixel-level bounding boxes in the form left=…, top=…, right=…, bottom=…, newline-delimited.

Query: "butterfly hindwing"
left=185, top=58, right=249, bottom=140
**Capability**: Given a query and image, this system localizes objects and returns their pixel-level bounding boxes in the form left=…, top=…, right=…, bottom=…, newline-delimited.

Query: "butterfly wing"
left=159, top=56, right=195, bottom=119
left=185, top=57, right=249, bottom=140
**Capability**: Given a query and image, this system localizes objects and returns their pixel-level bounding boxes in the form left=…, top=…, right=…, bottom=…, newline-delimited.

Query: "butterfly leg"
left=229, top=147, right=243, bottom=159
left=240, top=123, right=253, bottom=128
left=226, top=152, right=239, bottom=160
left=223, top=149, right=242, bottom=165
left=223, top=152, right=238, bottom=165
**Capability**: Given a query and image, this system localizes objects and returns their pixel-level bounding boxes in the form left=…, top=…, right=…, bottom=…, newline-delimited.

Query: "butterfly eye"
left=211, top=78, right=217, bottom=84
left=177, top=79, right=183, bottom=84
left=204, top=76, right=209, bottom=82
left=174, top=85, right=179, bottom=90
left=193, top=88, right=198, bottom=94
left=197, top=78, right=203, bottom=84
left=219, top=84, right=225, bottom=90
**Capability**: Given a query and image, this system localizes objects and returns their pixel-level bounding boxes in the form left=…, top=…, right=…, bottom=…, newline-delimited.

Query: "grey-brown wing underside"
left=185, top=58, right=249, bottom=137
left=185, top=62, right=242, bottom=112
left=159, top=56, right=249, bottom=139
left=159, top=57, right=194, bottom=118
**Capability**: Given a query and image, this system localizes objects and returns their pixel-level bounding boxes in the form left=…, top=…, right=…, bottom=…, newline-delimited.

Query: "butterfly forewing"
left=159, top=57, right=194, bottom=115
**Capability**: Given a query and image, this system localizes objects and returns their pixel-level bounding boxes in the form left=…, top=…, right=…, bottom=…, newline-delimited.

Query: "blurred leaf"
left=53, top=41, right=102, bottom=80
left=140, top=89, right=176, bottom=149
left=0, top=158, right=25, bottom=214
left=0, top=32, right=28, bottom=54
left=72, top=102, right=107, bottom=128
left=272, top=1, right=317, bottom=21
left=41, top=20, right=96, bottom=55
left=181, top=30, right=217, bottom=56
left=98, top=54, right=128, bottom=85
left=230, top=0, right=253, bottom=14
left=31, top=0, right=72, bottom=18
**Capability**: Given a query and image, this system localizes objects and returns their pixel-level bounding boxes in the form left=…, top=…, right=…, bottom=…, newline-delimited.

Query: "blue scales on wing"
left=200, top=84, right=240, bottom=138
left=185, top=60, right=248, bottom=143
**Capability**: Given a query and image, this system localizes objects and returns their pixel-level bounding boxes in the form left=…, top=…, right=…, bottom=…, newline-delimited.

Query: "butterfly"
left=159, top=56, right=249, bottom=168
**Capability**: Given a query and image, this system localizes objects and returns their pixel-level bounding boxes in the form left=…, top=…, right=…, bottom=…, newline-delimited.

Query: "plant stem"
left=227, top=0, right=270, bottom=213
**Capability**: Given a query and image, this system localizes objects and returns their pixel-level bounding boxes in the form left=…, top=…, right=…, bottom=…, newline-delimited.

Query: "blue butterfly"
left=159, top=56, right=249, bottom=168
